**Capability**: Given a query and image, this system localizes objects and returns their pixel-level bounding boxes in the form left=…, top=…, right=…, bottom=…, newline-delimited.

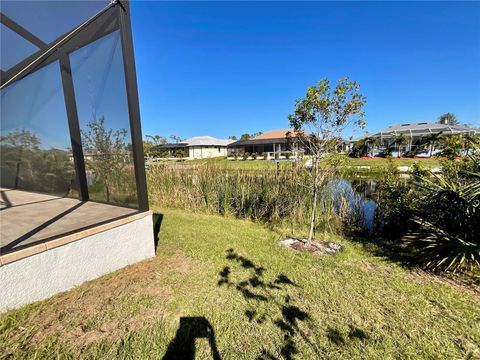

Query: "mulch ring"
left=279, top=238, right=342, bottom=255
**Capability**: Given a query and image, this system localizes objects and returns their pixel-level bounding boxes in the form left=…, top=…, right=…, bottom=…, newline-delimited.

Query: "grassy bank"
left=1, top=209, right=478, bottom=359
left=151, top=156, right=441, bottom=171
left=146, top=162, right=360, bottom=232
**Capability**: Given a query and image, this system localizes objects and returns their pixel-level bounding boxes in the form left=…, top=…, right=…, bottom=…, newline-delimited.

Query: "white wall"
left=0, top=214, right=155, bottom=312
left=189, top=146, right=228, bottom=159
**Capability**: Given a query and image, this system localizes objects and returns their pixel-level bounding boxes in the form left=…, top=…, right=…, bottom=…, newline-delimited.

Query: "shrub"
left=403, top=172, right=479, bottom=272
left=243, top=152, right=250, bottom=160
left=375, top=160, right=414, bottom=239
left=175, top=149, right=187, bottom=158
left=349, top=139, right=368, bottom=158
left=403, top=146, right=480, bottom=272
left=251, top=152, right=258, bottom=160
left=411, top=161, right=428, bottom=182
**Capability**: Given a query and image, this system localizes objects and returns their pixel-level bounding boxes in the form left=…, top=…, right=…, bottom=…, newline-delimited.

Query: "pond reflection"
left=324, top=179, right=379, bottom=235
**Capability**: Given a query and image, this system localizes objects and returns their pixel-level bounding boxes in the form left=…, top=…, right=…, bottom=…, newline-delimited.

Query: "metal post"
left=59, top=51, right=89, bottom=201
left=117, top=0, right=149, bottom=211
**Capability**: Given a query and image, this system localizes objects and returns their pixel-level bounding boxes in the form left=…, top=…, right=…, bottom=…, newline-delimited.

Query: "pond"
left=325, top=178, right=379, bottom=235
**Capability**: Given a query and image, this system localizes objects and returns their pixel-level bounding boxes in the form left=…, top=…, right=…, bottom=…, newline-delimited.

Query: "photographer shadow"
left=162, top=317, right=221, bottom=360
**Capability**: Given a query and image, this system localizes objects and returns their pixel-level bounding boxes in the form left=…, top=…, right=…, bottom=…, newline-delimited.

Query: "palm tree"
left=438, top=112, right=458, bottom=126
left=422, top=132, right=442, bottom=157
left=365, top=136, right=381, bottom=157
left=441, top=134, right=464, bottom=160
left=463, top=134, right=480, bottom=156
left=392, top=134, right=407, bottom=158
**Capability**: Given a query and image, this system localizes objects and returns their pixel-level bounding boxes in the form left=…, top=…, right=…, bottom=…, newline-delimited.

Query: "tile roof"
left=253, top=129, right=295, bottom=140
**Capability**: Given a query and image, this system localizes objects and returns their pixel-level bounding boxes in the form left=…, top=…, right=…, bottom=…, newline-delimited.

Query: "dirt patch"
left=279, top=238, right=342, bottom=255
left=167, top=252, right=194, bottom=273
left=12, top=251, right=197, bottom=353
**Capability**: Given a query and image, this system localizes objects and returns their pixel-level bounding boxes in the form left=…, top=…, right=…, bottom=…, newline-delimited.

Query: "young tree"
left=438, top=112, right=458, bottom=126
left=288, top=77, right=366, bottom=244
left=81, top=116, right=128, bottom=202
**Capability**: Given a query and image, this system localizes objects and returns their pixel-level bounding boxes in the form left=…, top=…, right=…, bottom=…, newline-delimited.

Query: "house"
left=352, top=122, right=479, bottom=156
left=0, top=1, right=155, bottom=312
left=228, top=130, right=304, bottom=159
left=153, top=136, right=234, bottom=159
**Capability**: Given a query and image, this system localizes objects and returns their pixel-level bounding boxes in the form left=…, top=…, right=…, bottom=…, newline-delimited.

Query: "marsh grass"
left=147, top=162, right=364, bottom=235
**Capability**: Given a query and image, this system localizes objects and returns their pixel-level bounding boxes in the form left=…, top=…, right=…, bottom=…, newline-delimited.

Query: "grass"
left=1, top=209, right=479, bottom=359
left=153, top=156, right=442, bottom=171
left=345, top=157, right=441, bottom=168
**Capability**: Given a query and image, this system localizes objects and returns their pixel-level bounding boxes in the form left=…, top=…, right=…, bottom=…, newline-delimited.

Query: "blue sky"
left=133, top=1, right=479, bottom=140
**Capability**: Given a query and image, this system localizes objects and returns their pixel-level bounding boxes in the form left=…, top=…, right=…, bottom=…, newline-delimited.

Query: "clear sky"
left=131, top=1, right=480, bottom=140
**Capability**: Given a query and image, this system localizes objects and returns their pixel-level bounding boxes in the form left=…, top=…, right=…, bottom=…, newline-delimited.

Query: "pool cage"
left=1, top=1, right=149, bottom=252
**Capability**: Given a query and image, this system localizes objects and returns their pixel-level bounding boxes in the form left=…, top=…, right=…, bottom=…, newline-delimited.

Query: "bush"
left=243, top=152, right=250, bottom=160
left=410, top=162, right=428, bottom=182
left=349, top=139, right=368, bottom=158
left=375, top=160, right=414, bottom=239
left=378, top=148, right=392, bottom=158
left=403, top=173, right=479, bottom=272
left=251, top=152, right=258, bottom=160
left=175, top=149, right=187, bottom=158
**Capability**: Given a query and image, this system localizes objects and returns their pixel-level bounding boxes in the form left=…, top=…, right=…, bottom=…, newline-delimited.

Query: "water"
left=326, top=179, right=379, bottom=235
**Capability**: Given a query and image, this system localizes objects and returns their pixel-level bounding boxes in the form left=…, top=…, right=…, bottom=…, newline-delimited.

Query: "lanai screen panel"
left=0, top=60, right=75, bottom=196
left=0, top=0, right=147, bottom=210
left=70, top=30, right=138, bottom=207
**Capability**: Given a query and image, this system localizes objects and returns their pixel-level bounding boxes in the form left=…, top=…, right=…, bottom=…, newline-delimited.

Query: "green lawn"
left=1, top=209, right=478, bottom=359
left=345, top=157, right=441, bottom=168
left=153, top=156, right=442, bottom=171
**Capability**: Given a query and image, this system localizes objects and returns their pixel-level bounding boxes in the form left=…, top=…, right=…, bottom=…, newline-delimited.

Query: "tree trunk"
left=105, top=180, right=110, bottom=202
left=14, top=147, right=23, bottom=189
left=307, top=158, right=319, bottom=245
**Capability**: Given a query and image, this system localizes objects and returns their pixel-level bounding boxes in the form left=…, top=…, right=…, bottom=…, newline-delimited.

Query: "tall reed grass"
left=147, top=162, right=368, bottom=235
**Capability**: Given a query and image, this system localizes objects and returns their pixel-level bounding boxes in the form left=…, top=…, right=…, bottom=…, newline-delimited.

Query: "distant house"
left=228, top=130, right=299, bottom=158
left=154, top=136, right=234, bottom=159
left=352, top=122, right=479, bottom=156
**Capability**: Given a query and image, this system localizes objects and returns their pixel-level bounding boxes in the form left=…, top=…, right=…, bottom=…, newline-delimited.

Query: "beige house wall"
left=188, top=146, right=228, bottom=159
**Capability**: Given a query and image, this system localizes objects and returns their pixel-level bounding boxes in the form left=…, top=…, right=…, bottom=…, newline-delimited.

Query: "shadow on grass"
left=162, top=317, right=221, bottom=360
left=347, top=233, right=417, bottom=269
left=152, top=212, right=164, bottom=253
left=326, top=325, right=368, bottom=346
left=218, top=248, right=319, bottom=360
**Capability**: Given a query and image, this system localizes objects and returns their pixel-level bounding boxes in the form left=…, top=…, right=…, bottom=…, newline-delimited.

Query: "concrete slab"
left=0, top=188, right=138, bottom=253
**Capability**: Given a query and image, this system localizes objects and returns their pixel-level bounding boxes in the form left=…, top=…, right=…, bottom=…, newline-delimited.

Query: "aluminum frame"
left=0, top=0, right=149, bottom=211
